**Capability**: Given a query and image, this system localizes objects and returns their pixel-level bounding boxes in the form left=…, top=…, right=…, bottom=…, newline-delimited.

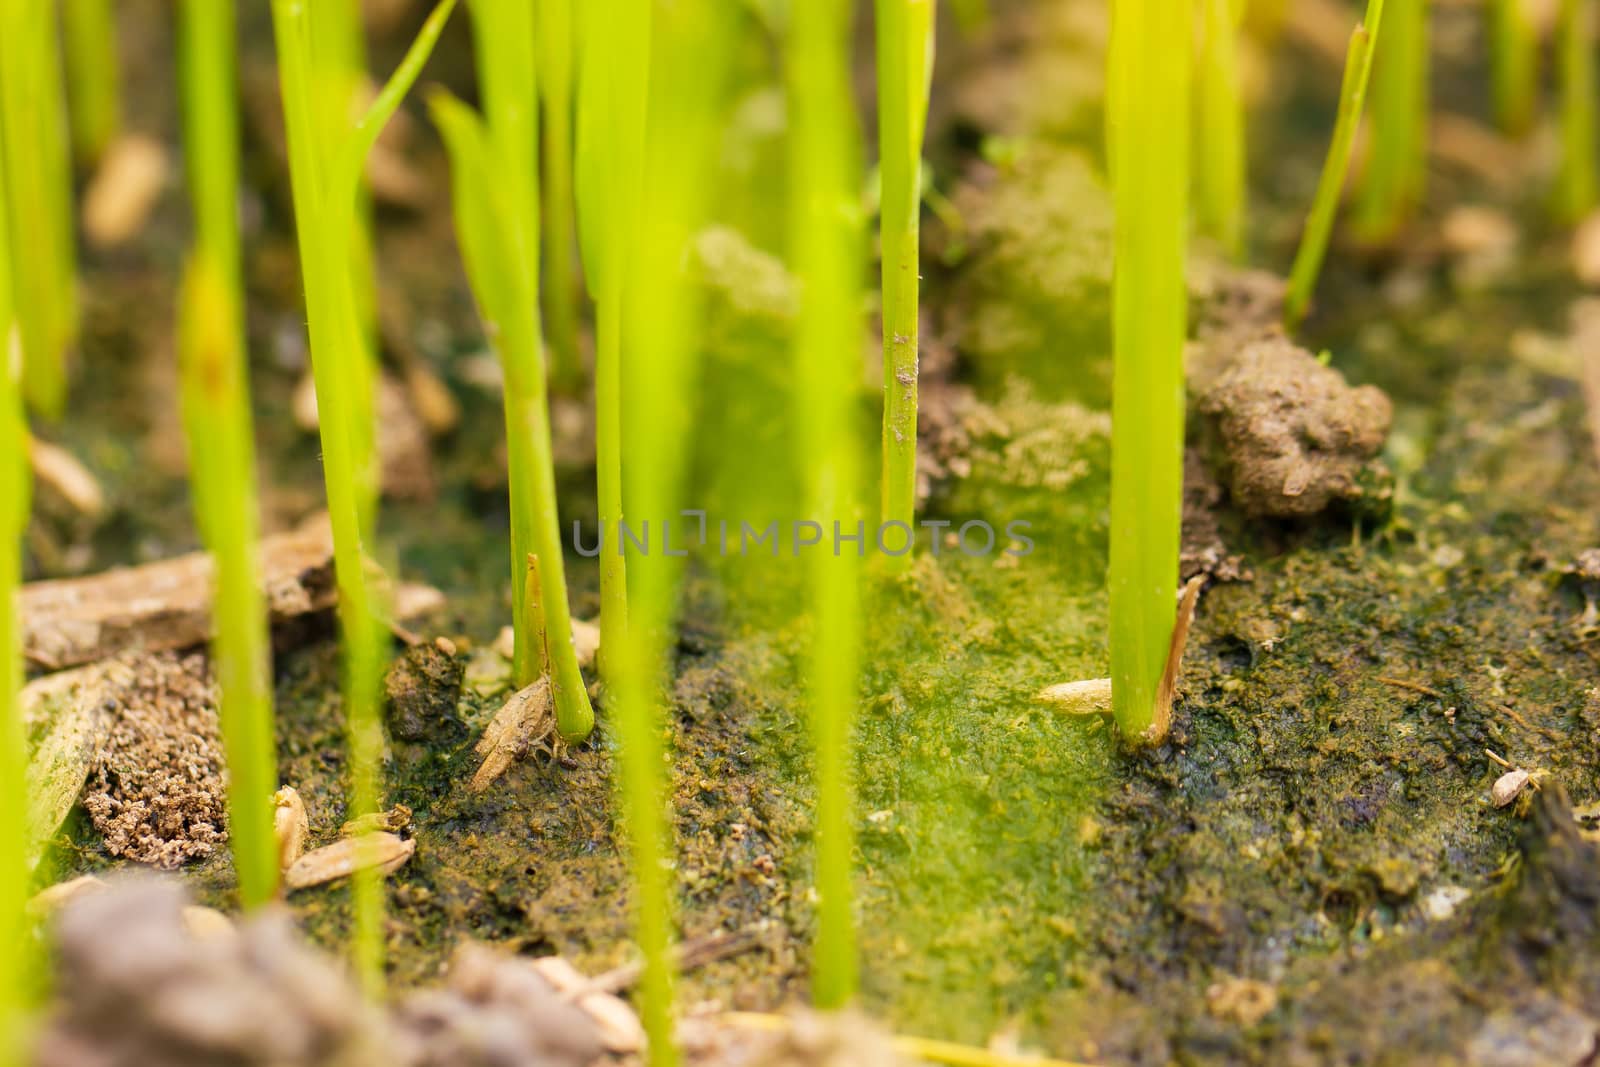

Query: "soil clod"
left=385, top=640, right=465, bottom=743
left=1196, top=334, right=1394, bottom=520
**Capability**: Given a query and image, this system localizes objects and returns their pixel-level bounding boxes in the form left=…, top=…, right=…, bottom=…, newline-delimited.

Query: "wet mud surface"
left=24, top=0, right=1600, bottom=1063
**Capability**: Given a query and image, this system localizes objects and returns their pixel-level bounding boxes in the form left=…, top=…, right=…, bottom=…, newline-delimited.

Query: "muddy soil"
left=24, top=0, right=1600, bottom=1064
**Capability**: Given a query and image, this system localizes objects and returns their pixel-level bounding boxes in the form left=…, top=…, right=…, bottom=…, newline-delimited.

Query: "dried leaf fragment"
left=82, top=134, right=169, bottom=246
left=284, top=832, right=415, bottom=891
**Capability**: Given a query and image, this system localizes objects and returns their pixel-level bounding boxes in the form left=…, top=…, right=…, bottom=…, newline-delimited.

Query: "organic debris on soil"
left=82, top=652, right=227, bottom=868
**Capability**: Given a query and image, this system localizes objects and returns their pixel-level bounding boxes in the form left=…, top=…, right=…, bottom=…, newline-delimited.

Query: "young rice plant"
left=1355, top=0, right=1428, bottom=243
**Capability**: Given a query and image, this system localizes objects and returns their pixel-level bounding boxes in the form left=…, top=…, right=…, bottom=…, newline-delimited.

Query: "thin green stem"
left=576, top=0, right=650, bottom=685
left=429, top=0, right=595, bottom=743
left=789, top=0, right=866, bottom=1008
left=0, top=146, right=35, bottom=1067
left=876, top=0, right=934, bottom=558
left=1489, top=0, right=1537, bottom=136
left=178, top=0, right=278, bottom=910
left=1557, top=0, right=1597, bottom=224
left=1354, top=0, right=1428, bottom=243
left=0, top=0, right=77, bottom=417
left=538, top=0, right=583, bottom=392
left=62, top=0, right=121, bottom=164
left=270, top=0, right=457, bottom=993
left=1107, top=0, right=1190, bottom=744
left=1285, top=0, right=1386, bottom=329
left=1197, top=0, right=1246, bottom=258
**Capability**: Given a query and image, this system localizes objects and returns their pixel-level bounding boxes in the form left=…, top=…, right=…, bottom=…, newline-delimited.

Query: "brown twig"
left=1377, top=676, right=1446, bottom=700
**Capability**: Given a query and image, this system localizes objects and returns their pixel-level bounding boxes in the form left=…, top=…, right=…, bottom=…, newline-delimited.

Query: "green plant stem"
left=576, top=1, right=651, bottom=685
left=1489, top=0, right=1537, bottom=136
left=430, top=0, right=595, bottom=744
left=177, top=0, right=278, bottom=910
left=177, top=260, right=278, bottom=910
left=0, top=0, right=77, bottom=417
left=876, top=0, right=934, bottom=557
left=62, top=0, right=121, bottom=164
left=312, top=0, right=381, bottom=533
left=608, top=2, right=736, bottom=1057
left=0, top=153, right=34, bottom=1067
left=1107, top=0, right=1190, bottom=745
left=538, top=0, right=583, bottom=392
left=789, top=0, right=866, bottom=1008
left=1557, top=0, right=1598, bottom=223
left=1285, top=0, right=1386, bottom=329
left=1355, top=0, right=1428, bottom=243
left=1197, top=0, right=1245, bottom=258
left=270, top=0, right=457, bottom=992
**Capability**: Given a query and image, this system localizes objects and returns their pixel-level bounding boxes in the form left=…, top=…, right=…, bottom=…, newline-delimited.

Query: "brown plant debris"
left=273, top=787, right=308, bottom=870
left=21, top=513, right=443, bottom=669
left=390, top=944, right=607, bottom=1067
left=1196, top=334, right=1393, bottom=519
left=22, top=660, right=122, bottom=862
left=34, top=878, right=382, bottom=1067
left=1575, top=298, right=1600, bottom=470
left=470, top=676, right=557, bottom=793
left=21, top=514, right=337, bottom=670
left=283, top=832, right=415, bottom=892
left=81, top=653, right=228, bottom=868
left=29, top=436, right=106, bottom=518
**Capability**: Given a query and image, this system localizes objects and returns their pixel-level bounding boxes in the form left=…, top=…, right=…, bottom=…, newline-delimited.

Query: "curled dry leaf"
left=283, top=832, right=415, bottom=891
left=274, top=786, right=308, bottom=870
left=470, top=677, right=556, bottom=793
left=341, top=804, right=412, bottom=836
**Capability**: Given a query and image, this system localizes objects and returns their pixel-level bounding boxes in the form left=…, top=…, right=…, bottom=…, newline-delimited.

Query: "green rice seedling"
left=0, top=0, right=78, bottom=417
left=876, top=0, right=934, bottom=554
left=1107, top=0, right=1190, bottom=745
left=62, top=0, right=121, bottom=164
left=537, top=0, right=583, bottom=391
left=309, top=0, right=381, bottom=532
left=1285, top=0, right=1386, bottom=329
left=1556, top=0, right=1597, bottom=224
left=177, top=261, right=278, bottom=910
left=176, top=0, right=278, bottom=909
left=1354, top=0, right=1428, bottom=244
left=575, top=0, right=652, bottom=679
left=0, top=160, right=36, bottom=1067
left=1197, top=0, right=1245, bottom=258
left=427, top=0, right=595, bottom=744
left=609, top=1, right=736, bottom=1055
left=270, top=0, right=458, bottom=991
left=1489, top=0, right=1537, bottom=135
left=789, top=0, right=867, bottom=1007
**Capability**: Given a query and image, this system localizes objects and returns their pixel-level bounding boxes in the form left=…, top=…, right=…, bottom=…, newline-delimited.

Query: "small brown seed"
left=273, top=786, right=309, bottom=870
left=1036, top=678, right=1113, bottom=716
left=284, top=832, right=415, bottom=891
left=1492, top=769, right=1532, bottom=808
